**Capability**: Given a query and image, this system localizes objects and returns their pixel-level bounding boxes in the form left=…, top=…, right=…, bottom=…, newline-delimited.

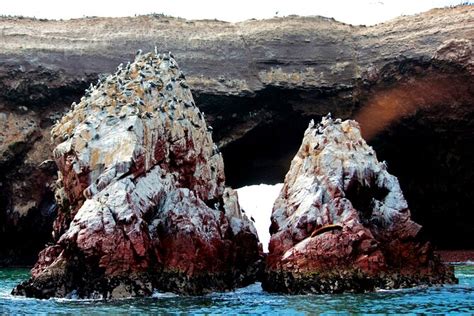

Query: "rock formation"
left=263, top=115, right=457, bottom=294
left=0, top=6, right=473, bottom=265
left=12, top=52, right=262, bottom=299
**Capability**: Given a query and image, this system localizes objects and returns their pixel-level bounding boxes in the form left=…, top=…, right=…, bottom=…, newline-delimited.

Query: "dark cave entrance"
left=345, top=179, right=389, bottom=224
left=369, top=110, right=474, bottom=249
left=202, top=85, right=358, bottom=188
left=221, top=115, right=309, bottom=188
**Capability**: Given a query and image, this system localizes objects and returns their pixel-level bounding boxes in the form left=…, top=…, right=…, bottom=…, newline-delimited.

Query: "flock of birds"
left=55, top=48, right=221, bottom=157
left=307, top=113, right=388, bottom=168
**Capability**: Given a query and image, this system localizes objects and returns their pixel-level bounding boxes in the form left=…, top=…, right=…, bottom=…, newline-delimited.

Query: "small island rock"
left=13, top=52, right=262, bottom=299
left=263, top=115, right=456, bottom=293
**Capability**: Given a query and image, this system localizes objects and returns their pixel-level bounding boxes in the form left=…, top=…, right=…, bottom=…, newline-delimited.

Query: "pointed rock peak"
left=51, top=50, right=223, bottom=205
left=13, top=51, right=262, bottom=299
left=264, top=115, right=456, bottom=294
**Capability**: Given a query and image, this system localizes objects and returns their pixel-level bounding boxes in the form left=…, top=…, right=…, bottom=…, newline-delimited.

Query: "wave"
left=151, top=291, right=178, bottom=298
left=449, top=260, right=474, bottom=266
left=455, top=274, right=474, bottom=278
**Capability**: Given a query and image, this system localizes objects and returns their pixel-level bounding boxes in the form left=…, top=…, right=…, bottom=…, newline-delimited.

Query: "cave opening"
left=213, top=85, right=358, bottom=188
left=345, top=179, right=389, bottom=225
left=369, top=110, right=474, bottom=249
left=221, top=114, right=309, bottom=188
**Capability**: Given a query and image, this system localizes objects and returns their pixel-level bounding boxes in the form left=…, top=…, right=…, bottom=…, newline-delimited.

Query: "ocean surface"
left=1, top=264, right=473, bottom=314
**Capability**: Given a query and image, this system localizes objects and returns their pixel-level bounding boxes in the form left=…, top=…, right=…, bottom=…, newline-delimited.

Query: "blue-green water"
left=1, top=264, right=473, bottom=314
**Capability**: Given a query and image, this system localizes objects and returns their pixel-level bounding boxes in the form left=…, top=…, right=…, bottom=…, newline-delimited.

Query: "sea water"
left=1, top=264, right=473, bottom=314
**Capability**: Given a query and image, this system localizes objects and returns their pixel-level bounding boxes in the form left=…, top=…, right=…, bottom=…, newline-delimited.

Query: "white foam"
left=237, top=183, right=283, bottom=253
left=151, top=291, right=178, bottom=298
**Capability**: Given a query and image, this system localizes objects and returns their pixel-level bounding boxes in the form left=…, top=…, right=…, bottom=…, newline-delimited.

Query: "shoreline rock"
left=263, top=115, right=457, bottom=294
left=13, top=52, right=262, bottom=299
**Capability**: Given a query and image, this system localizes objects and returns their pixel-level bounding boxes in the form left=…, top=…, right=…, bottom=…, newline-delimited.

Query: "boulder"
left=263, top=115, right=457, bottom=293
left=13, top=52, right=262, bottom=299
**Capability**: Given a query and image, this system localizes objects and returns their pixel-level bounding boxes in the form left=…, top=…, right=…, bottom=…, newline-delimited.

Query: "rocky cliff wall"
left=0, top=5, right=473, bottom=265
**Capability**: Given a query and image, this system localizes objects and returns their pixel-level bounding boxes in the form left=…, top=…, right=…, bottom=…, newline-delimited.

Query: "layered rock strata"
left=263, top=115, right=457, bottom=294
left=13, top=52, right=262, bottom=299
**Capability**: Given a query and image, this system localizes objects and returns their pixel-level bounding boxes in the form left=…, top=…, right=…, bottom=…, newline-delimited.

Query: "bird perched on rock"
left=212, top=144, right=220, bottom=155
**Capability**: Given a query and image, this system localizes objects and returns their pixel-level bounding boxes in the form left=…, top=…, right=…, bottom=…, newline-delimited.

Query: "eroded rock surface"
left=263, top=115, right=456, bottom=294
left=13, top=52, right=262, bottom=299
left=0, top=111, right=58, bottom=266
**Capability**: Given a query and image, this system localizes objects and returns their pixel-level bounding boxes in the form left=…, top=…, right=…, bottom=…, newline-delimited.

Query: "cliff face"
left=263, top=116, right=456, bottom=293
left=0, top=6, right=473, bottom=265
